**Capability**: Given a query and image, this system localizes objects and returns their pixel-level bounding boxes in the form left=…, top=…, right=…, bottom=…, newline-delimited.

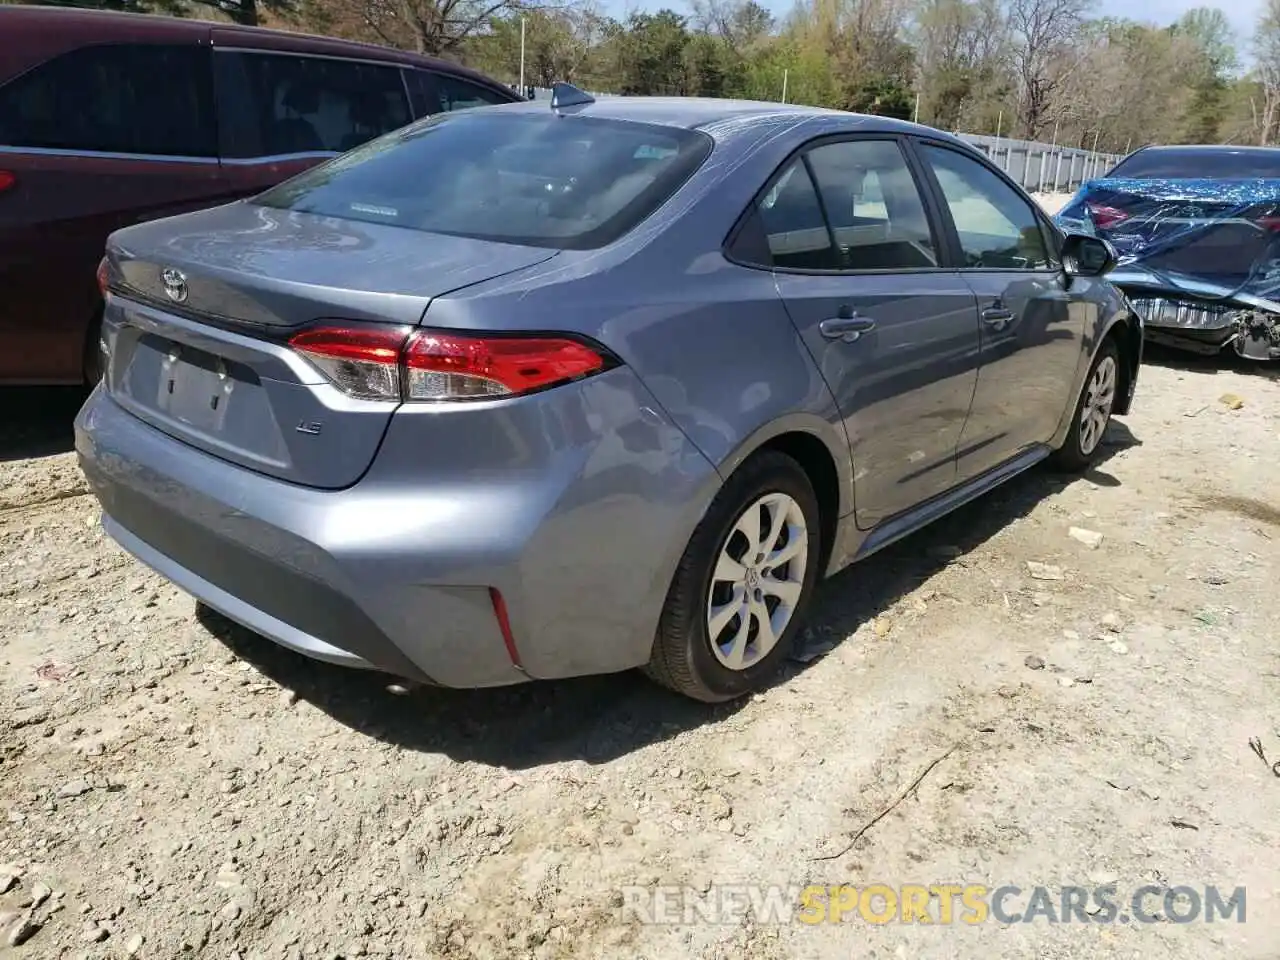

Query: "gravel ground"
left=2, top=345, right=1280, bottom=959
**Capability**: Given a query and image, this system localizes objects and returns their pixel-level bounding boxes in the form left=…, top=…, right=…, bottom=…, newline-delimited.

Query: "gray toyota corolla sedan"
left=76, top=86, right=1140, bottom=702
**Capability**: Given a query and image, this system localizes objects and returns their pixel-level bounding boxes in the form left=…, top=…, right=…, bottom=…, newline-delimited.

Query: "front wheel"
left=645, top=450, right=822, bottom=702
left=1050, top=337, right=1120, bottom=472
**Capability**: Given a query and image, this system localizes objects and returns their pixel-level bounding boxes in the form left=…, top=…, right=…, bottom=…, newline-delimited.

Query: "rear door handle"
left=819, top=316, right=877, bottom=342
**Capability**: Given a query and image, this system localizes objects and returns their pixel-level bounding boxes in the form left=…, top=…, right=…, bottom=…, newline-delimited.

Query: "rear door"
left=912, top=139, right=1083, bottom=483
left=213, top=47, right=414, bottom=196
left=739, top=135, right=981, bottom=529
left=0, top=41, right=227, bottom=384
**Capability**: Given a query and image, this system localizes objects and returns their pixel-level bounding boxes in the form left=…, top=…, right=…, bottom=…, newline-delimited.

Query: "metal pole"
left=1039, top=120, right=1057, bottom=193
left=519, top=16, right=526, bottom=95
left=1054, top=147, right=1063, bottom=192
left=781, top=69, right=788, bottom=104
left=913, top=90, right=920, bottom=124
left=1089, top=129, right=1100, bottom=181
left=994, top=110, right=1004, bottom=171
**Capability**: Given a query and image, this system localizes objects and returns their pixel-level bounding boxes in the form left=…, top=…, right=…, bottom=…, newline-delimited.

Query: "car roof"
left=0, top=4, right=509, bottom=91
left=492, top=94, right=966, bottom=144
left=1135, top=144, right=1280, bottom=155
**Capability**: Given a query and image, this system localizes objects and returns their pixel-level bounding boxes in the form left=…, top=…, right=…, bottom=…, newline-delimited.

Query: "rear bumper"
left=75, top=374, right=718, bottom=687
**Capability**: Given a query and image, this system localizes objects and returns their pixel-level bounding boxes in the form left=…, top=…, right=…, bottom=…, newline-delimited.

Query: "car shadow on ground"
left=0, top=387, right=85, bottom=462
left=209, top=420, right=1141, bottom=771
left=1141, top=342, right=1280, bottom=381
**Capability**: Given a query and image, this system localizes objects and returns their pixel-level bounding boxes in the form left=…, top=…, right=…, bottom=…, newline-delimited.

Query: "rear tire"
left=644, top=450, right=822, bottom=703
left=1050, top=336, right=1120, bottom=472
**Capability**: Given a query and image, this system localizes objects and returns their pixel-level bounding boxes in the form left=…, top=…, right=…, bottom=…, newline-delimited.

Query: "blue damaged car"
left=1056, top=143, right=1280, bottom=361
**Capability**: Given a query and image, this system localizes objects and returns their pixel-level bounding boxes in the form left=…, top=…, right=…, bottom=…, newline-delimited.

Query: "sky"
left=1117, top=0, right=1260, bottom=48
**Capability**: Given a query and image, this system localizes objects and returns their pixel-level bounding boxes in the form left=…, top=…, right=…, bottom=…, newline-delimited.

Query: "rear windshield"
left=252, top=110, right=713, bottom=249
left=1107, top=148, right=1280, bottom=179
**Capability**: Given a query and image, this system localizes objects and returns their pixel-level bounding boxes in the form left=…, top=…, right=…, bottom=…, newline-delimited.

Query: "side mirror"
left=1061, top=233, right=1117, bottom=278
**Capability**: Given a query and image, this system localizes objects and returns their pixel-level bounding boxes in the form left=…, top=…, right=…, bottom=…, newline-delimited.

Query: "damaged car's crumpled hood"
left=1055, top=176, right=1280, bottom=358
left=1056, top=177, right=1280, bottom=303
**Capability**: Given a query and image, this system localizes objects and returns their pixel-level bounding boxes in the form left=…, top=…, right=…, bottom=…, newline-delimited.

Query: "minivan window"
left=253, top=111, right=714, bottom=250
left=0, top=44, right=215, bottom=157
left=435, top=74, right=514, bottom=111
left=1107, top=148, right=1280, bottom=179
left=214, top=50, right=412, bottom=158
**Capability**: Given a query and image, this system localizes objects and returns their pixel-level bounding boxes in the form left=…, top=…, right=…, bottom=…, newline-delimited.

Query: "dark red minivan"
left=0, top=5, right=523, bottom=385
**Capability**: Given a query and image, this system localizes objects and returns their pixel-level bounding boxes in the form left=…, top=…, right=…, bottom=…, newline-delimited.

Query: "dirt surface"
left=2, top=350, right=1280, bottom=959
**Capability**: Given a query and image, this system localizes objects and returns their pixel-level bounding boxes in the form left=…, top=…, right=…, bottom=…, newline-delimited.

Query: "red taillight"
left=1256, top=214, right=1280, bottom=231
left=289, top=324, right=412, bottom=401
left=0, top=170, right=15, bottom=193
left=96, top=256, right=109, bottom=297
left=403, top=330, right=606, bottom=400
left=287, top=324, right=610, bottom=402
left=1086, top=202, right=1130, bottom=230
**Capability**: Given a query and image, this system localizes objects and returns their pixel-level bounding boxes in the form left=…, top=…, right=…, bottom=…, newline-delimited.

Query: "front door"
left=745, top=137, right=982, bottom=529
left=913, top=141, right=1087, bottom=483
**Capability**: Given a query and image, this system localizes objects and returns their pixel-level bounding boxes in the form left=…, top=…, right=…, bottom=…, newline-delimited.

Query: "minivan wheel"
left=645, top=450, right=821, bottom=702
left=1050, top=337, right=1120, bottom=472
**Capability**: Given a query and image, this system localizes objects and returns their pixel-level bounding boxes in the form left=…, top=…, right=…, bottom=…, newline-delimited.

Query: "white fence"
left=519, top=86, right=1119, bottom=194
left=959, top=134, right=1120, bottom=194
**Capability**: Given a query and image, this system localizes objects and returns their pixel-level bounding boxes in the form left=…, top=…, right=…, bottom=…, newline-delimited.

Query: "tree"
left=1005, top=0, right=1093, bottom=139
left=912, top=0, right=1011, bottom=130
left=10, top=0, right=295, bottom=26
left=1257, top=0, right=1280, bottom=144
left=612, top=10, right=691, bottom=95
left=1172, top=8, right=1238, bottom=142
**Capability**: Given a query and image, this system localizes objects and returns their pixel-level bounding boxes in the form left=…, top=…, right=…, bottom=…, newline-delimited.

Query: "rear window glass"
left=252, top=111, right=713, bottom=249
left=1108, top=148, right=1280, bottom=179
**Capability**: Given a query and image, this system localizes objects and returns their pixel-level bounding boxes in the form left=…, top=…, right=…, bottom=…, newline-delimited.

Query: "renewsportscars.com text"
left=619, top=883, right=1247, bottom=926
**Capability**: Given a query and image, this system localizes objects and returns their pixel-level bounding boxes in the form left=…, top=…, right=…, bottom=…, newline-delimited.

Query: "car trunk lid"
left=102, top=201, right=558, bottom=490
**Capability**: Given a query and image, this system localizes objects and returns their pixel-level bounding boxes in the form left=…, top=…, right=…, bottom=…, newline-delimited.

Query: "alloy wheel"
left=1079, top=354, right=1117, bottom=456
left=705, top=492, right=809, bottom=671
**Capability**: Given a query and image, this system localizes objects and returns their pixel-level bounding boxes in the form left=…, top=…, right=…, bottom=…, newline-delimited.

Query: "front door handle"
left=819, top=316, right=877, bottom=342
left=981, top=307, right=1014, bottom=329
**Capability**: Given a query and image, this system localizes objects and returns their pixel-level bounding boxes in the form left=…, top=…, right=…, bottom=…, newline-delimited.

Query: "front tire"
left=645, top=450, right=822, bottom=702
left=1050, top=336, right=1120, bottom=472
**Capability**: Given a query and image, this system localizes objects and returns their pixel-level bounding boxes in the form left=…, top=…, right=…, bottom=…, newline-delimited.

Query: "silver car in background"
left=76, top=88, right=1140, bottom=702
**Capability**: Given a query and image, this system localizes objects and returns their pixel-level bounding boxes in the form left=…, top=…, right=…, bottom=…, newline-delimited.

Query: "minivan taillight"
left=289, top=324, right=611, bottom=402
left=0, top=171, right=15, bottom=193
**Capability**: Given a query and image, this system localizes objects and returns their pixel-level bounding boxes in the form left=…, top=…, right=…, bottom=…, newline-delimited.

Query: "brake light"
left=0, top=170, right=14, bottom=193
left=1256, top=214, right=1280, bottom=231
left=289, top=325, right=411, bottom=401
left=288, top=324, right=611, bottom=402
left=1086, top=202, right=1130, bottom=230
left=96, top=256, right=109, bottom=297
left=404, top=330, right=606, bottom=400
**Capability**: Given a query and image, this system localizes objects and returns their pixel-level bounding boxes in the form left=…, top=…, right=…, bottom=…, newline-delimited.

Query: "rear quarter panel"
left=425, top=111, right=864, bottom=519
